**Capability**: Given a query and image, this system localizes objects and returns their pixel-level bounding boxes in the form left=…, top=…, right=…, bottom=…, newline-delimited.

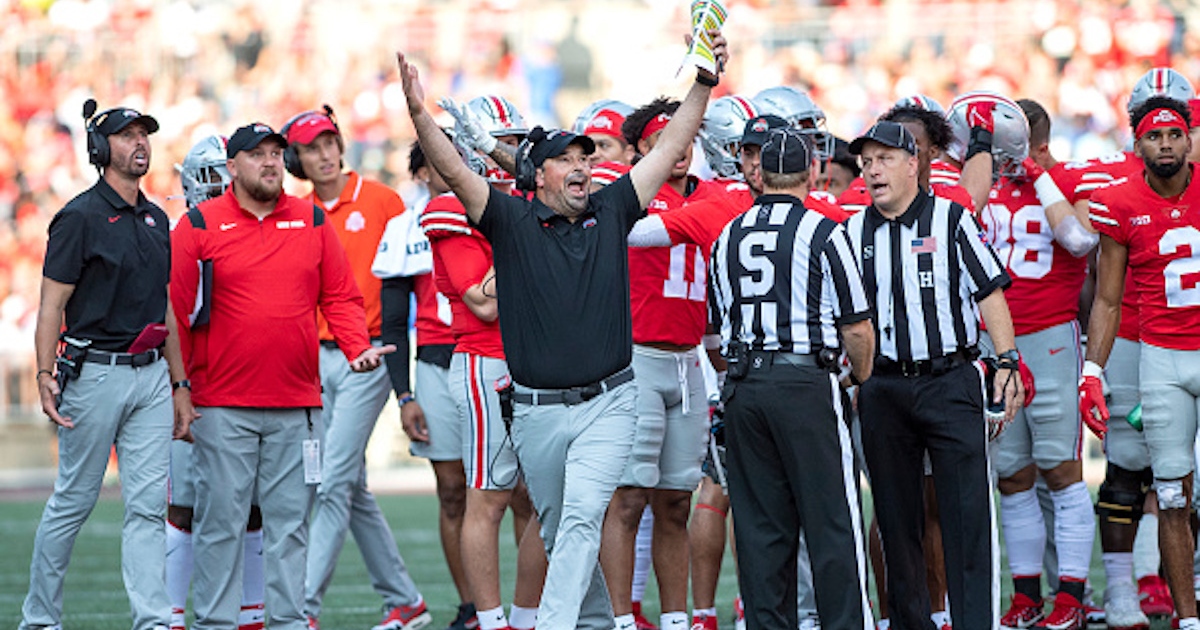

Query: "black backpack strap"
left=186, top=207, right=207, bottom=230
left=313, top=205, right=325, bottom=227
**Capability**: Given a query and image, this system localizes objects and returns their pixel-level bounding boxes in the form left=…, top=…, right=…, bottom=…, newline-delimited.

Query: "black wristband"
left=695, top=72, right=719, bottom=88
left=172, top=379, right=191, bottom=391
left=36, top=368, right=53, bottom=379
left=849, top=372, right=863, bottom=387
left=965, top=127, right=993, bottom=161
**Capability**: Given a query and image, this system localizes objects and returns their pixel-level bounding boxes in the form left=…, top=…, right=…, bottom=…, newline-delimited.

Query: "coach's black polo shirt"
left=475, top=176, right=643, bottom=389
left=43, top=178, right=170, bottom=351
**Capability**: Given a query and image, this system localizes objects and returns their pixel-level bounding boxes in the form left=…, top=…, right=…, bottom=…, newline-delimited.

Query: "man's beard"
left=243, top=175, right=282, bottom=203
left=1146, top=155, right=1185, bottom=179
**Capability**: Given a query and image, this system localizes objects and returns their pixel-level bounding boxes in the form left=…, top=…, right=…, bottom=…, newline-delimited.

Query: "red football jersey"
left=930, top=158, right=961, bottom=187
left=806, top=190, right=850, bottom=223
left=421, top=193, right=503, bottom=358
left=982, top=172, right=1088, bottom=336
left=838, top=177, right=870, bottom=215
left=1062, top=152, right=1145, bottom=341
left=629, top=178, right=724, bottom=345
left=1089, top=167, right=1200, bottom=351
left=411, top=195, right=456, bottom=348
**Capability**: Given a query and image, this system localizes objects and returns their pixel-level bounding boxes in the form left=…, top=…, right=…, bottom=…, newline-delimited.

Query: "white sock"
left=1051, top=481, right=1096, bottom=580
left=1102, top=552, right=1135, bottom=593
left=1001, top=488, right=1047, bottom=576
left=632, top=507, right=654, bottom=602
left=615, top=613, right=636, bottom=630
left=1133, top=512, right=1160, bottom=580
left=876, top=620, right=891, bottom=630
left=166, top=522, right=193, bottom=618
left=478, top=606, right=508, bottom=630
left=1179, top=617, right=1200, bottom=630
left=692, top=608, right=717, bottom=620
left=661, top=612, right=688, bottom=630
left=237, top=525, right=264, bottom=624
left=509, top=605, right=537, bottom=630
left=931, top=610, right=950, bottom=627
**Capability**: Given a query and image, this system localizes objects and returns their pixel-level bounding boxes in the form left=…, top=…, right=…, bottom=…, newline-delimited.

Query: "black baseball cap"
left=227, top=123, right=287, bottom=159
left=740, top=114, right=789, bottom=147
left=528, top=127, right=596, bottom=168
left=95, top=107, right=159, bottom=136
left=760, top=128, right=813, bottom=174
left=849, top=121, right=917, bottom=155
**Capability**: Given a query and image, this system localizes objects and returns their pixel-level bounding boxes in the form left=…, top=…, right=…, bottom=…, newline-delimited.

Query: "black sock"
left=1058, top=578, right=1086, bottom=603
left=1014, top=575, right=1042, bottom=602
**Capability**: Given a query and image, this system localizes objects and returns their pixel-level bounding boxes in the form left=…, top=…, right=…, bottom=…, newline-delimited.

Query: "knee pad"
left=1154, top=478, right=1188, bottom=510
left=1095, top=483, right=1145, bottom=526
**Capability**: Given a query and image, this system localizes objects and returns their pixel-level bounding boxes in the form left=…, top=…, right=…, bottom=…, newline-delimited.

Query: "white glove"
left=438, top=97, right=497, bottom=155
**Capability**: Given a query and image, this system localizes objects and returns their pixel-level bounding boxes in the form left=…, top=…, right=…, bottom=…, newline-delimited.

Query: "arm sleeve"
left=43, top=208, right=85, bottom=284
left=316, top=220, right=372, bottom=361
left=380, top=275, right=414, bottom=396
left=954, top=205, right=1011, bottom=301
left=626, top=214, right=673, bottom=248
left=440, top=235, right=493, bottom=297
left=823, top=225, right=873, bottom=325
left=169, top=218, right=201, bottom=359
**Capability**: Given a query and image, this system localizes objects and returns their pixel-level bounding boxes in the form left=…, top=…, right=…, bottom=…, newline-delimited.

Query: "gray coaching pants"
left=306, top=346, right=420, bottom=617
left=21, top=359, right=172, bottom=630
left=191, top=407, right=320, bottom=630
left=511, top=377, right=638, bottom=630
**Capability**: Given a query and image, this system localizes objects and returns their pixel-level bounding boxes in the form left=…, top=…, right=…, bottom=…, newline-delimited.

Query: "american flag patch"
left=583, top=217, right=597, bottom=228
left=911, top=237, right=937, bottom=253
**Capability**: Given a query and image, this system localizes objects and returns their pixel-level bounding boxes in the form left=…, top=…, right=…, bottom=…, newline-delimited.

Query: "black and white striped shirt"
left=845, top=190, right=1009, bottom=362
left=708, top=194, right=872, bottom=355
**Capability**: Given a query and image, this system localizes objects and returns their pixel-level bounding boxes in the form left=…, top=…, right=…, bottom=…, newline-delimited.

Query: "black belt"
left=83, top=348, right=162, bottom=367
left=513, top=367, right=635, bottom=406
left=748, top=350, right=820, bottom=369
left=874, top=348, right=977, bottom=378
left=320, top=337, right=382, bottom=350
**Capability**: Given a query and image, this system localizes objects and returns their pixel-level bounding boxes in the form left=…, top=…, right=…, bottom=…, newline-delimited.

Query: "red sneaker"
left=1035, top=592, right=1085, bottom=630
left=1000, top=593, right=1045, bottom=629
left=733, top=596, right=745, bottom=630
left=373, top=599, right=434, bottom=630
left=691, top=613, right=718, bottom=630
left=1139, top=575, right=1175, bottom=617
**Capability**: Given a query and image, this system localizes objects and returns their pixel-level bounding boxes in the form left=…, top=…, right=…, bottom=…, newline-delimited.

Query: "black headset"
left=280, top=104, right=341, bottom=180
left=82, top=98, right=125, bottom=171
left=513, top=126, right=547, bottom=192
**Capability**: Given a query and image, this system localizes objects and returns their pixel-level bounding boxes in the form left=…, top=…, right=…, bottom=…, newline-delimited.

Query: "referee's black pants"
left=724, top=357, right=870, bottom=630
left=859, top=361, right=995, bottom=630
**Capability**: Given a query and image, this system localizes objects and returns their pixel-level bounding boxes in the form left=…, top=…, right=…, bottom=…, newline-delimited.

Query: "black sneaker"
left=447, top=603, right=478, bottom=630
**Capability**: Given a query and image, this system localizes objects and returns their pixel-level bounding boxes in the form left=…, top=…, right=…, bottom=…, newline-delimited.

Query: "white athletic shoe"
left=1104, top=584, right=1149, bottom=630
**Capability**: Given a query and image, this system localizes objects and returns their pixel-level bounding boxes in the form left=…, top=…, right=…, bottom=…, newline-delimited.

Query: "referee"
left=708, top=127, right=875, bottom=630
left=845, top=121, right=1023, bottom=630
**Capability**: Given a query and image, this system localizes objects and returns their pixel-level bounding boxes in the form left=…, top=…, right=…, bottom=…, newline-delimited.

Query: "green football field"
left=0, top=487, right=1171, bottom=629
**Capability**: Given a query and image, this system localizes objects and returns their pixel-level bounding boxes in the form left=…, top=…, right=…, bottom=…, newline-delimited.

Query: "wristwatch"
left=172, top=379, right=191, bottom=391
left=996, top=349, right=1020, bottom=368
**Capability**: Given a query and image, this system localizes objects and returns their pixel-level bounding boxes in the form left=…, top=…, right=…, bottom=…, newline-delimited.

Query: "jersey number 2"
left=1161, top=226, right=1200, bottom=308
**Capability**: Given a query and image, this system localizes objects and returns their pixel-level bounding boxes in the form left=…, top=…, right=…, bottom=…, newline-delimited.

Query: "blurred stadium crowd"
left=0, top=0, right=1196, bottom=417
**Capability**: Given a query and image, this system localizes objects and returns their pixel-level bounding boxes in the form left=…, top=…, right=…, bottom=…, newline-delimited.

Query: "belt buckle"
left=562, top=388, right=584, bottom=406
left=901, top=361, right=919, bottom=378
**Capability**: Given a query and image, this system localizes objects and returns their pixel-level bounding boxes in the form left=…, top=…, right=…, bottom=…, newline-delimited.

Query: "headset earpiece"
left=83, top=99, right=116, bottom=170
left=281, top=104, right=342, bottom=180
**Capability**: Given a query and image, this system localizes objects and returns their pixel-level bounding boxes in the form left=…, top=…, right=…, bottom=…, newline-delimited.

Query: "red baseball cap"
left=286, top=111, right=339, bottom=145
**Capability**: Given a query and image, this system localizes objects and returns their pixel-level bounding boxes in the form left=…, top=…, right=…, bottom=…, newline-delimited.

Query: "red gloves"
left=1018, top=357, right=1036, bottom=407
left=1021, top=157, right=1045, bottom=181
left=966, top=100, right=996, bottom=133
left=1078, top=360, right=1109, bottom=439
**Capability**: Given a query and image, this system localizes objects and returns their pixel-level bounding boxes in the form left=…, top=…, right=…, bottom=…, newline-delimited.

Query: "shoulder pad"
left=313, top=205, right=325, bottom=227
left=186, top=207, right=206, bottom=230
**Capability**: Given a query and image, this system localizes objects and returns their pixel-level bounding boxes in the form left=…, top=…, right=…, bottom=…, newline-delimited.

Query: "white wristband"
left=1034, top=171, right=1067, bottom=208
left=1082, top=360, right=1104, bottom=379
left=702, top=334, right=722, bottom=350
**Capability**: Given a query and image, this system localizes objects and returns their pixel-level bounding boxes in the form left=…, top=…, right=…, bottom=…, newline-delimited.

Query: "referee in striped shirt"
left=709, top=127, right=875, bottom=630
left=845, top=121, right=1023, bottom=630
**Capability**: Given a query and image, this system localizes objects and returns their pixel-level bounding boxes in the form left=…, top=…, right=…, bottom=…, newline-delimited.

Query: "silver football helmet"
left=465, top=95, right=529, bottom=138
left=445, top=127, right=488, bottom=178
left=699, top=95, right=760, bottom=179
left=1128, top=68, right=1195, bottom=116
left=571, top=99, right=634, bottom=135
left=752, top=86, right=833, bottom=160
left=894, top=94, right=946, bottom=116
left=177, top=135, right=230, bottom=209
left=946, top=91, right=1029, bottom=180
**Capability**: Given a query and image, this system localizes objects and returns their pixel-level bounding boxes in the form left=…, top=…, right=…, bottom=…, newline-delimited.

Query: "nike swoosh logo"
left=108, top=216, right=120, bottom=223
left=1049, top=347, right=1066, bottom=355
left=220, top=223, right=237, bottom=231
